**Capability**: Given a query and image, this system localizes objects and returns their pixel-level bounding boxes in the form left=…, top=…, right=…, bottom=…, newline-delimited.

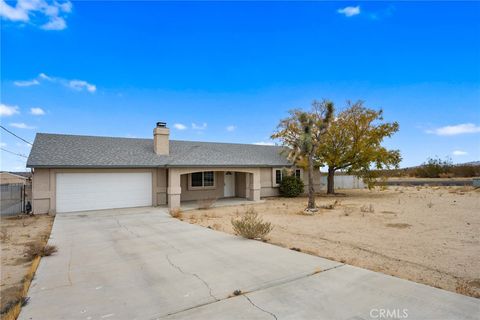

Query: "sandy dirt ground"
left=0, top=214, right=54, bottom=312
left=182, top=186, right=480, bottom=298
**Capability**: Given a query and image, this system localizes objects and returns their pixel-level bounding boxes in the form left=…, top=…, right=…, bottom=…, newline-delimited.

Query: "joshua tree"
left=272, top=100, right=334, bottom=212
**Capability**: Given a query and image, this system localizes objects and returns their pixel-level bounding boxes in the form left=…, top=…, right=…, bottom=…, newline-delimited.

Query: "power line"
left=0, top=125, right=33, bottom=145
left=0, top=147, right=28, bottom=158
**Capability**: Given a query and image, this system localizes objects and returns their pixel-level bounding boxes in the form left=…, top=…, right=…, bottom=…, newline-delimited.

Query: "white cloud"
left=10, top=122, right=35, bottom=129
left=41, top=16, right=66, bottom=30
left=173, top=123, right=187, bottom=130
left=14, top=73, right=96, bottom=93
left=30, top=107, right=45, bottom=115
left=426, top=123, right=480, bottom=136
left=0, top=142, right=7, bottom=147
left=0, top=0, right=72, bottom=31
left=452, top=150, right=468, bottom=156
left=13, top=79, right=40, bottom=87
left=68, top=80, right=96, bottom=93
left=38, top=72, right=52, bottom=80
left=226, top=125, right=236, bottom=132
left=0, top=0, right=28, bottom=21
left=192, top=122, right=207, bottom=130
left=337, top=6, right=360, bottom=17
left=0, top=103, right=20, bottom=116
left=253, top=141, right=275, bottom=146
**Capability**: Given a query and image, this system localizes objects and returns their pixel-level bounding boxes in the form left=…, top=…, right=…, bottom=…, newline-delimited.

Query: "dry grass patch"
left=1, top=214, right=54, bottom=318
left=24, top=242, right=58, bottom=260
left=184, top=186, right=480, bottom=298
left=169, top=208, right=183, bottom=219
left=456, top=280, right=480, bottom=298
left=360, top=204, right=375, bottom=213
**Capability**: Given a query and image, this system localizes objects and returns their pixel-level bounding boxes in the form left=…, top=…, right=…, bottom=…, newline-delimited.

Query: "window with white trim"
left=295, top=169, right=301, bottom=179
left=190, top=171, right=215, bottom=188
left=275, top=170, right=282, bottom=185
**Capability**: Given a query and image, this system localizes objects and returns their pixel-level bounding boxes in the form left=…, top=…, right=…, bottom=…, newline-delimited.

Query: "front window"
left=191, top=172, right=203, bottom=187
left=295, top=169, right=301, bottom=179
left=203, top=171, right=214, bottom=186
left=190, top=171, right=215, bottom=188
left=275, top=170, right=282, bottom=184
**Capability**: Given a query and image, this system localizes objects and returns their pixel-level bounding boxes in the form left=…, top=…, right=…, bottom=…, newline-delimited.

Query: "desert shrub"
left=25, top=242, right=57, bottom=260
left=374, top=163, right=479, bottom=178
left=279, top=175, right=304, bottom=197
left=343, top=207, right=354, bottom=216
left=321, top=200, right=340, bottom=210
left=197, top=198, right=216, bottom=210
left=450, top=165, right=480, bottom=177
left=415, top=157, right=452, bottom=178
left=169, top=208, right=183, bottom=219
left=0, top=229, right=10, bottom=242
left=360, top=204, right=375, bottom=213
left=231, top=208, right=273, bottom=239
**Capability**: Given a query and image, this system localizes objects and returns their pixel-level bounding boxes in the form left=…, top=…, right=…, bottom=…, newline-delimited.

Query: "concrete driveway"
left=20, top=207, right=478, bottom=320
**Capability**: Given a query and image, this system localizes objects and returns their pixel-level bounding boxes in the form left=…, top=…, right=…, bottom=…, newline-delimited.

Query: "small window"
left=295, top=169, right=301, bottom=179
left=275, top=170, right=282, bottom=185
left=190, top=171, right=215, bottom=188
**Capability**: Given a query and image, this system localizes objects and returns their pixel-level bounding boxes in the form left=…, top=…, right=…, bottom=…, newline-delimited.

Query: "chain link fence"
left=0, top=183, right=31, bottom=216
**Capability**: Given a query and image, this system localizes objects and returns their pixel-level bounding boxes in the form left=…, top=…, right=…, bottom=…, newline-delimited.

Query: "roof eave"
left=27, top=163, right=293, bottom=169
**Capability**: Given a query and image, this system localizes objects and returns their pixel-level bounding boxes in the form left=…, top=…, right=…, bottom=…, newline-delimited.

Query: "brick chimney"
left=153, top=122, right=169, bottom=155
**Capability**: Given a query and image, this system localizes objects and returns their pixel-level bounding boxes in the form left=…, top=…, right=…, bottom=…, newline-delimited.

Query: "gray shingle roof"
left=27, top=133, right=291, bottom=168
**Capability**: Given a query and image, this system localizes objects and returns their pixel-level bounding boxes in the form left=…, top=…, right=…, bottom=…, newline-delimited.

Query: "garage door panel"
left=56, top=172, right=152, bottom=213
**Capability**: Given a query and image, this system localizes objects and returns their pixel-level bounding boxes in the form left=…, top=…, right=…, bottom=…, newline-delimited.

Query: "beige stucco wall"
left=156, top=168, right=167, bottom=205
left=260, top=167, right=279, bottom=197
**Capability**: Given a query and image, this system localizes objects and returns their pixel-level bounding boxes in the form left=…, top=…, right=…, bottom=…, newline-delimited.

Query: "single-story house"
left=26, top=122, right=322, bottom=214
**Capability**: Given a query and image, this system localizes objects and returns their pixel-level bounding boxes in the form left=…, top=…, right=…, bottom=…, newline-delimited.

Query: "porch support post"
left=167, top=168, right=181, bottom=210
left=247, top=169, right=261, bottom=201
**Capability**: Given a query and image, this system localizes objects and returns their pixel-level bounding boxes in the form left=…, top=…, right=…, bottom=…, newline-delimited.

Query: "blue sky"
left=1, top=1, right=479, bottom=171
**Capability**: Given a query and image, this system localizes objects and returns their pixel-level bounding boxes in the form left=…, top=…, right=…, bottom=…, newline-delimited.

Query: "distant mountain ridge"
left=459, top=161, right=480, bottom=166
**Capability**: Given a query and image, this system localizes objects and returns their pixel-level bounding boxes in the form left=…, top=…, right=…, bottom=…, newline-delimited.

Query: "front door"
left=224, top=172, right=235, bottom=197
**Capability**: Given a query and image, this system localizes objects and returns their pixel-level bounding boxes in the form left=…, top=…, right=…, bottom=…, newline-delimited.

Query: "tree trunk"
left=327, top=166, right=335, bottom=194
left=307, top=153, right=316, bottom=209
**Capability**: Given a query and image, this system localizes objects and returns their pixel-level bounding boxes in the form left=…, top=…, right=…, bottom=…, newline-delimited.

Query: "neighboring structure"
left=0, top=172, right=32, bottom=216
left=27, top=123, right=322, bottom=214
left=0, top=171, right=30, bottom=185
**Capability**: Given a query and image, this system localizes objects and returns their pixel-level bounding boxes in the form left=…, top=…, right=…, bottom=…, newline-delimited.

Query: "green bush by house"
left=279, top=175, right=304, bottom=197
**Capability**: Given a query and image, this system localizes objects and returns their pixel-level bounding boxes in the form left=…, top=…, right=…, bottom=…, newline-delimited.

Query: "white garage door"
left=56, top=172, right=152, bottom=213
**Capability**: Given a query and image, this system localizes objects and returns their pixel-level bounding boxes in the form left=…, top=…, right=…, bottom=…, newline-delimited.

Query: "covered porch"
left=167, top=167, right=261, bottom=210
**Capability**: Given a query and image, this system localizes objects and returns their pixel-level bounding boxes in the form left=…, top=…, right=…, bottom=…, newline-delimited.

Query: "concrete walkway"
left=20, top=207, right=479, bottom=320
left=180, top=197, right=264, bottom=211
